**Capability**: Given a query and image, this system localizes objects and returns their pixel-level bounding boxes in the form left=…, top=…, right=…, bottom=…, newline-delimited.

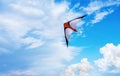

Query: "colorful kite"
left=64, top=15, right=87, bottom=47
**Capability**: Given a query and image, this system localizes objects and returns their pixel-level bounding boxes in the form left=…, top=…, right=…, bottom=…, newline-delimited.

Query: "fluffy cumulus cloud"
left=62, top=43, right=120, bottom=76
left=95, top=43, right=120, bottom=73
left=61, top=58, right=92, bottom=76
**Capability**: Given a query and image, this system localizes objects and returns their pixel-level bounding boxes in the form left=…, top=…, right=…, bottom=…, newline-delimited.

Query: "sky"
left=0, top=0, right=120, bottom=76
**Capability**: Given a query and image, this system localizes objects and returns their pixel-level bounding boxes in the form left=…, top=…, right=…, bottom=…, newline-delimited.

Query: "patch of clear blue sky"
left=102, top=72, right=120, bottom=76
left=0, top=1, right=9, bottom=12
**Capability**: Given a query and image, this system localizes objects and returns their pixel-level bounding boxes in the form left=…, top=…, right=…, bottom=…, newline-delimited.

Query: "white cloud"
left=22, top=37, right=44, bottom=49
left=51, top=2, right=68, bottom=17
left=81, top=0, right=120, bottom=25
left=10, top=3, right=44, bottom=16
left=92, top=10, right=114, bottom=24
left=30, top=41, right=82, bottom=76
left=0, top=14, right=29, bottom=38
left=82, top=0, right=120, bottom=14
left=0, top=70, right=37, bottom=76
left=82, top=1, right=103, bottom=14
left=95, top=43, right=120, bottom=73
left=61, top=58, right=92, bottom=76
left=62, top=43, right=120, bottom=76
left=0, top=0, right=84, bottom=76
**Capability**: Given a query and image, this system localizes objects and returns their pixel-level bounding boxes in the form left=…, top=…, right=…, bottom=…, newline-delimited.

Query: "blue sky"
left=0, top=0, right=120, bottom=76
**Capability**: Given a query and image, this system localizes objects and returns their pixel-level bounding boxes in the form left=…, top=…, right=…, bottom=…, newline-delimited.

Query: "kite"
left=64, top=15, right=87, bottom=47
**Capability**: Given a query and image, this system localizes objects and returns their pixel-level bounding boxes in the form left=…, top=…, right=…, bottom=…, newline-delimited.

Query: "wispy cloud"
left=82, top=0, right=120, bottom=14
left=92, top=10, right=114, bottom=24
left=81, top=0, right=120, bottom=25
left=22, top=37, right=44, bottom=49
left=10, top=3, right=44, bottom=16
left=0, top=70, right=37, bottom=76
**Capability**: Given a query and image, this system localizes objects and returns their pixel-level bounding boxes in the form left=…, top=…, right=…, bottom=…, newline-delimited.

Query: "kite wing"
left=64, top=15, right=87, bottom=47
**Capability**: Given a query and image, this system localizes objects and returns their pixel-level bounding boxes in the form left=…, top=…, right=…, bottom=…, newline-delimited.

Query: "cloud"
left=92, top=10, right=114, bottom=24
left=81, top=0, right=120, bottom=25
left=82, top=0, right=120, bottom=14
left=29, top=42, right=82, bottom=76
left=95, top=43, right=120, bottom=73
left=10, top=3, right=44, bottom=16
left=51, top=2, right=68, bottom=17
left=82, top=1, right=103, bottom=14
left=61, top=58, right=92, bottom=76
left=0, top=0, right=84, bottom=76
left=0, top=70, right=37, bottom=76
left=22, top=37, right=44, bottom=49
left=62, top=43, right=120, bottom=76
